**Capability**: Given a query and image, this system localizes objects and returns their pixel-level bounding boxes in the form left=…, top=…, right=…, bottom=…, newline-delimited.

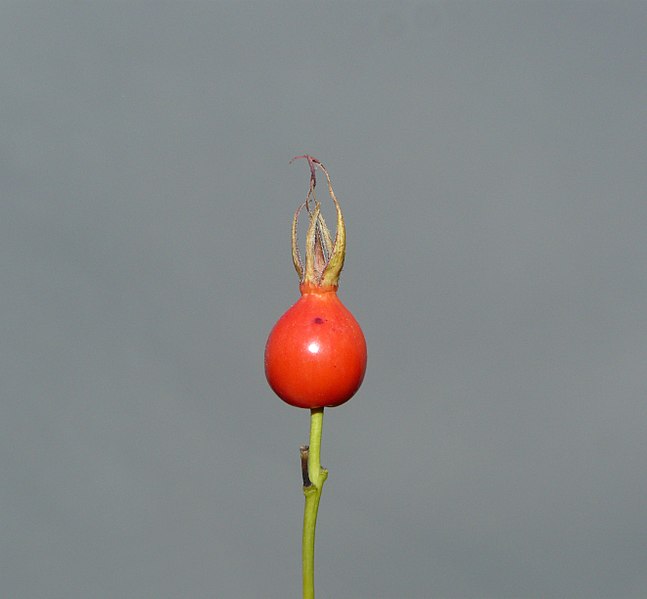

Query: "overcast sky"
left=2, top=3, right=646, bottom=598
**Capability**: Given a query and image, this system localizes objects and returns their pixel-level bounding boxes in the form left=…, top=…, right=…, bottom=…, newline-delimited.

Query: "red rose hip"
left=264, top=156, right=367, bottom=409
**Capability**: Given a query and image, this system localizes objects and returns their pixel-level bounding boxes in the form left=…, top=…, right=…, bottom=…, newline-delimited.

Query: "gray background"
left=2, top=3, right=646, bottom=598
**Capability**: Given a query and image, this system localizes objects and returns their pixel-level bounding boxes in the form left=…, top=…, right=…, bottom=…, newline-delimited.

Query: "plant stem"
left=302, top=407, right=328, bottom=599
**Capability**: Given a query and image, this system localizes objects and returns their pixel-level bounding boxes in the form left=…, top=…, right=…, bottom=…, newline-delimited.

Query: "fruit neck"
left=299, top=282, right=338, bottom=296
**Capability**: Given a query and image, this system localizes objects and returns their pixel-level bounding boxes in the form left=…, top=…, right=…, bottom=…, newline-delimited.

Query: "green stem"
left=302, top=408, right=328, bottom=599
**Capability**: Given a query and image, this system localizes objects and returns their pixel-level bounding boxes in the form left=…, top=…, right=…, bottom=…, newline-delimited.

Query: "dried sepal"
left=291, top=202, right=305, bottom=279
left=318, top=165, right=346, bottom=288
left=304, top=202, right=321, bottom=283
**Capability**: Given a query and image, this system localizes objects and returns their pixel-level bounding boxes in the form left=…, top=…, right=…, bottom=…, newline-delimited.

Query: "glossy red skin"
left=265, top=288, right=367, bottom=409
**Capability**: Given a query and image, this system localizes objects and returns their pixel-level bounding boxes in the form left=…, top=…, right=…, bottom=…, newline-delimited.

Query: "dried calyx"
left=290, top=155, right=346, bottom=290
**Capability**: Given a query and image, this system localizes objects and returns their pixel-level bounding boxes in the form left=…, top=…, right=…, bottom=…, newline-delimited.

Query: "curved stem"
left=302, top=408, right=328, bottom=599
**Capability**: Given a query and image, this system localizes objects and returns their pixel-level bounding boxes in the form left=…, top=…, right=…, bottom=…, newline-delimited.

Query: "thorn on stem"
left=300, top=445, right=312, bottom=487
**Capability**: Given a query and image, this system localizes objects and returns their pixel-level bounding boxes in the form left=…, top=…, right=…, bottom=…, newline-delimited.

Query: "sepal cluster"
left=290, top=156, right=346, bottom=290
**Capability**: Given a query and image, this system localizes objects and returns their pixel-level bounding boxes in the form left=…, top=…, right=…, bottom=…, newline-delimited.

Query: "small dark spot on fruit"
left=313, top=317, right=324, bottom=325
